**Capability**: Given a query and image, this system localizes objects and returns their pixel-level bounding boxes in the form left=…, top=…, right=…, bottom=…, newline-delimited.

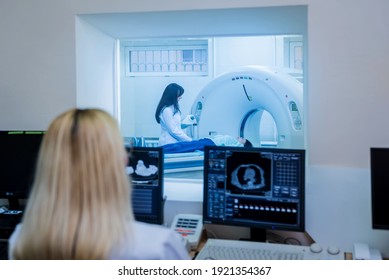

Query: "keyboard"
left=195, top=239, right=344, bottom=260
left=0, top=240, right=9, bottom=260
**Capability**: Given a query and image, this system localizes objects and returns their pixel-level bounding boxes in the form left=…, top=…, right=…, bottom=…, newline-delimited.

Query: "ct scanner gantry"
left=190, top=66, right=304, bottom=149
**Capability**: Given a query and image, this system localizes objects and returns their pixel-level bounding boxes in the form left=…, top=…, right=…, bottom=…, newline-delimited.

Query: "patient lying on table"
left=161, top=135, right=253, bottom=153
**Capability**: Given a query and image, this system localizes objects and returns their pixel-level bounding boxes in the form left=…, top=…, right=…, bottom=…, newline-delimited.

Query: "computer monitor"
left=203, top=146, right=305, bottom=242
left=126, top=146, right=164, bottom=225
left=370, top=147, right=389, bottom=230
left=0, top=131, right=45, bottom=210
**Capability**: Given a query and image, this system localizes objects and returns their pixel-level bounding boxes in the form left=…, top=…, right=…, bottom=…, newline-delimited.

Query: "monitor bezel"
left=126, top=146, right=165, bottom=225
left=0, top=131, right=45, bottom=208
left=370, top=147, right=389, bottom=230
left=202, top=145, right=306, bottom=233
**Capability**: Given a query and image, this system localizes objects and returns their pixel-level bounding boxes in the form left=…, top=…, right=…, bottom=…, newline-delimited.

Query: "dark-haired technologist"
left=155, top=83, right=195, bottom=146
left=8, top=108, right=190, bottom=260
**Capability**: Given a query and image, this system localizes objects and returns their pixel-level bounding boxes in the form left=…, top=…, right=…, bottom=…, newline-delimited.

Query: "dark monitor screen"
left=370, top=147, right=389, bottom=230
left=0, top=131, right=45, bottom=209
left=126, top=146, right=164, bottom=225
left=203, top=146, right=305, bottom=241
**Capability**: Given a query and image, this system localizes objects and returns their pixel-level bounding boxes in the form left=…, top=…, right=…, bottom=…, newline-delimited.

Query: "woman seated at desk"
left=8, top=108, right=190, bottom=260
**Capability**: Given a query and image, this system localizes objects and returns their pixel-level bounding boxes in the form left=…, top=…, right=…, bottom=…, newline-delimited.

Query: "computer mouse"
left=327, top=245, right=340, bottom=255
left=309, top=243, right=323, bottom=253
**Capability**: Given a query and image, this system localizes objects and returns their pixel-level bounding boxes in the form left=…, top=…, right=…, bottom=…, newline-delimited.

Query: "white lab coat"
left=158, top=105, right=192, bottom=146
left=8, top=221, right=190, bottom=260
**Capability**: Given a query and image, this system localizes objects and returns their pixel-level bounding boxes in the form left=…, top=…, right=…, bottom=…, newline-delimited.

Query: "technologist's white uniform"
left=8, top=221, right=190, bottom=260
left=158, top=105, right=192, bottom=146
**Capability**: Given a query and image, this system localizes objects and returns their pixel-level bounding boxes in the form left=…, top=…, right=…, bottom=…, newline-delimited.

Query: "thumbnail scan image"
left=126, top=152, right=159, bottom=184
left=126, top=160, right=158, bottom=177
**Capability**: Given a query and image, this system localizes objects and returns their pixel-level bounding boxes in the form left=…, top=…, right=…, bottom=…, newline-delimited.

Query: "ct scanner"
left=190, top=66, right=304, bottom=149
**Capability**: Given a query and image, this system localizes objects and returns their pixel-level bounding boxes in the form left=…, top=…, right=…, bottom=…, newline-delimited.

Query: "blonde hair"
left=13, top=108, right=133, bottom=259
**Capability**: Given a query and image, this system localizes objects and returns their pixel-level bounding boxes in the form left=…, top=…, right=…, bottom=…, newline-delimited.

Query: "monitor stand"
left=6, top=198, right=22, bottom=211
left=249, top=228, right=267, bottom=242
left=0, top=199, right=23, bottom=229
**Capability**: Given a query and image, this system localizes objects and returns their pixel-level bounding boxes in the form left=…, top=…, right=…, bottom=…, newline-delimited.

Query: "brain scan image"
left=126, top=160, right=158, bottom=176
left=126, top=153, right=160, bottom=185
left=134, top=160, right=158, bottom=176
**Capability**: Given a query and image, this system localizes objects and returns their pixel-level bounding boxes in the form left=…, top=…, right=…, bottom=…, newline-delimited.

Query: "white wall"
left=0, top=1, right=77, bottom=130
left=308, top=0, right=389, bottom=167
left=214, top=36, right=279, bottom=74
left=75, top=18, right=117, bottom=115
left=1, top=0, right=389, bottom=257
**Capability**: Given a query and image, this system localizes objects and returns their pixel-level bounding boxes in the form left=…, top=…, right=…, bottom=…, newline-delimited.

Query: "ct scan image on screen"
left=203, top=146, right=305, bottom=239
left=226, top=151, right=271, bottom=196
left=125, top=146, right=164, bottom=225
left=126, top=149, right=160, bottom=186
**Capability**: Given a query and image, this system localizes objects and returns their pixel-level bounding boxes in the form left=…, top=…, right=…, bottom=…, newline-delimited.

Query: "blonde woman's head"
left=13, top=108, right=133, bottom=259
